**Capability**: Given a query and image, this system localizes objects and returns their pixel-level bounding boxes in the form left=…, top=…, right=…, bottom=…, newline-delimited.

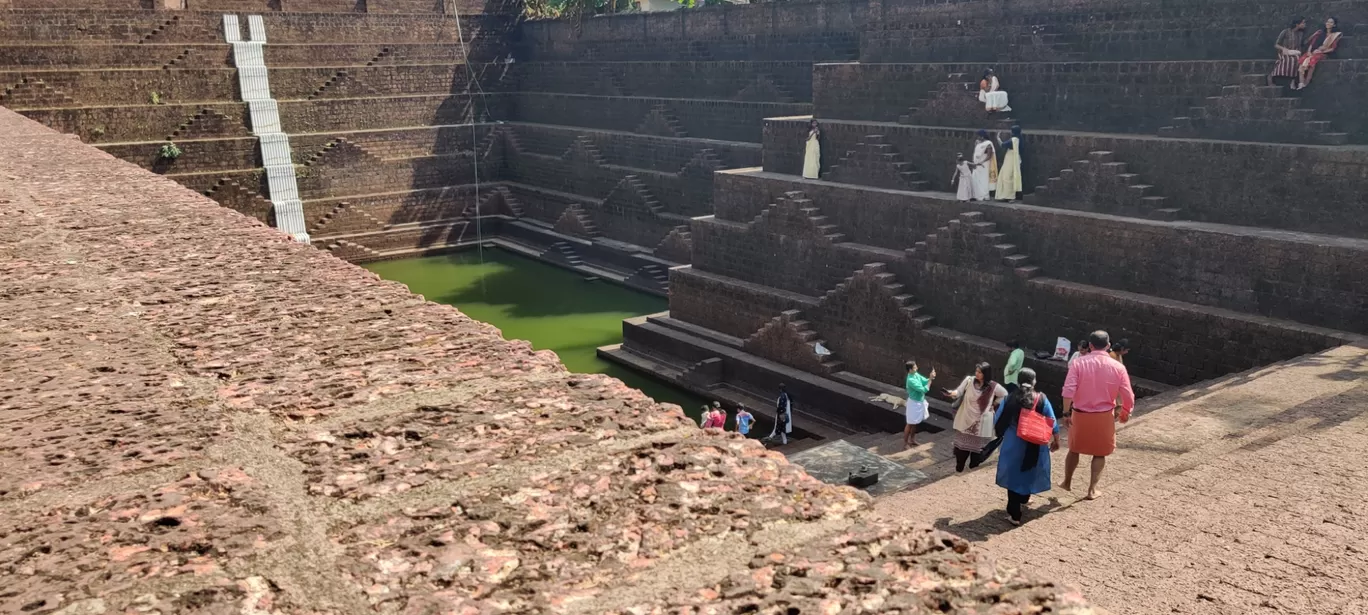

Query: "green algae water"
left=365, top=249, right=706, bottom=416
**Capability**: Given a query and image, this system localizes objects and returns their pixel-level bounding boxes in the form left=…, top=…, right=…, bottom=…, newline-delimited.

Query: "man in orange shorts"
left=1060, top=330, right=1135, bottom=500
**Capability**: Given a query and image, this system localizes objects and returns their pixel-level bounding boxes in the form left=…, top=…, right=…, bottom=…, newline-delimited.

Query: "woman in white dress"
left=802, top=119, right=821, bottom=179
left=978, top=69, right=1011, bottom=113
left=944, top=362, right=1009, bottom=472
left=970, top=130, right=997, bottom=201
left=953, top=153, right=973, bottom=201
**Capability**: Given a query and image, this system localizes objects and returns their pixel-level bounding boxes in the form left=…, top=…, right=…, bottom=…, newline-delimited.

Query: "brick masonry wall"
left=264, top=43, right=500, bottom=67
left=0, top=68, right=239, bottom=108
left=860, top=0, right=1365, bottom=63
left=765, top=118, right=1368, bottom=238
left=717, top=169, right=1368, bottom=337
left=518, top=1, right=865, bottom=61
left=511, top=61, right=814, bottom=102
left=506, top=122, right=759, bottom=172
left=268, top=64, right=510, bottom=101
left=0, top=44, right=234, bottom=69
left=305, top=185, right=484, bottom=236
left=0, top=11, right=514, bottom=45
left=512, top=93, right=807, bottom=143
left=814, top=60, right=1368, bottom=144
left=99, top=135, right=260, bottom=175
left=501, top=124, right=757, bottom=221
left=278, top=93, right=511, bottom=135
left=19, top=102, right=249, bottom=143
left=680, top=201, right=1349, bottom=388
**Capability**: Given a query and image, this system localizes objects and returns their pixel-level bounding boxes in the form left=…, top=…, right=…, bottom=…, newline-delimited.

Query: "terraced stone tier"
left=861, top=0, right=1365, bottom=63
left=685, top=174, right=1360, bottom=390
left=0, top=103, right=1093, bottom=615
left=512, top=92, right=807, bottom=143
left=0, top=10, right=515, bottom=45
left=510, top=60, right=815, bottom=103
left=0, top=42, right=503, bottom=70
left=518, top=1, right=863, bottom=62
left=766, top=116, right=1368, bottom=239
left=503, top=122, right=758, bottom=221
left=716, top=167, right=1368, bottom=340
left=813, top=60, right=1368, bottom=144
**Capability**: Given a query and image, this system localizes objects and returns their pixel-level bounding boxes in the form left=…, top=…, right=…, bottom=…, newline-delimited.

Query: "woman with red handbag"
left=992, top=368, right=1061, bottom=526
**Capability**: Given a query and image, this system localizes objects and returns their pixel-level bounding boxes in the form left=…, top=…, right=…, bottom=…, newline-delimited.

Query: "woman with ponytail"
left=993, top=367, right=1060, bottom=525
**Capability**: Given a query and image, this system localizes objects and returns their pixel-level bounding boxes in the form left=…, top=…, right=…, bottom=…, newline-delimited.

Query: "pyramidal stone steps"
left=1027, top=150, right=1182, bottom=221
left=1160, top=73, right=1348, bottom=146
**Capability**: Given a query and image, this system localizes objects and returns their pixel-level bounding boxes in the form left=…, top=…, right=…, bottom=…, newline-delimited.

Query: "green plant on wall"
left=149, top=91, right=162, bottom=105
left=158, top=142, right=182, bottom=161
left=522, top=0, right=636, bottom=20
left=674, top=0, right=728, bottom=7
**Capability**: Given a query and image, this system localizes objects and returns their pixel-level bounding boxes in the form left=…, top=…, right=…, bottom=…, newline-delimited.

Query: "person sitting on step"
left=979, top=68, right=1012, bottom=113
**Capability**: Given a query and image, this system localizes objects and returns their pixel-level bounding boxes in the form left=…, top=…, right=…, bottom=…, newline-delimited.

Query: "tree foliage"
left=522, top=0, right=635, bottom=20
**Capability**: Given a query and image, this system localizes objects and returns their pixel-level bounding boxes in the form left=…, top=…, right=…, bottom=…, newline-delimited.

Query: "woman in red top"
left=1294, top=17, right=1341, bottom=90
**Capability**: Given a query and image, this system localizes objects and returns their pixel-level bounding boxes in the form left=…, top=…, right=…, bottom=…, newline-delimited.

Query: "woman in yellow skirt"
left=996, top=125, right=1023, bottom=202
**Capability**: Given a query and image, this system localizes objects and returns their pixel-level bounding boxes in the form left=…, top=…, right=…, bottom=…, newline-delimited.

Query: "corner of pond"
left=364, top=248, right=710, bottom=418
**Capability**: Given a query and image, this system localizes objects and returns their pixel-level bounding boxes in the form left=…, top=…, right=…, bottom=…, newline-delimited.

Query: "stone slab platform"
left=788, top=440, right=927, bottom=497
left=872, top=344, right=1368, bottom=615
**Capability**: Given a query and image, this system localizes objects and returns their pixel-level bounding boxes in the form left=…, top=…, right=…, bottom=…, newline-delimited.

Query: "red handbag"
left=1016, top=393, right=1054, bottom=445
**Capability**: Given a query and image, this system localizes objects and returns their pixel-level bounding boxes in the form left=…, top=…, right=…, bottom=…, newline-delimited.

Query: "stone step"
left=1286, top=108, right=1317, bottom=122
left=1317, top=132, right=1349, bottom=146
left=1221, top=84, right=1283, bottom=98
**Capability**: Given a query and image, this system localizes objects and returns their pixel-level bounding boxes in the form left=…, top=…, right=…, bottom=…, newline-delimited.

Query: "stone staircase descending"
left=0, top=77, right=76, bottom=108
left=310, top=201, right=387, bottom=236
left=541, top=240, right=585, bottom=267
left=167, top=108, right=243, bottom=140
left=911, top=211, right=1040, bottom=280
left=364, top=47, right=394, bottom=66
left=823, top=135, right=930, bottom=191
left=139, top=15, right=213, bottom=45
left=203, top=176, right=274, bottom=224
left=751, top=191, right=846, bottom=244
left=654, top=225, right=693, bottom=263
left=1026, top=151, right=1183, bottom=221
left=898, top=72, right=974, bottom=124
left=743, top=309, right=847, bottom=375
left=306, top=69, right=379, bottom=100
left=1001, top=26, right=1084, bottom=62
left=324, top=238, right=383, bottom=262
left=1159, top=73, right=1348, bottom=145
left=820, top=263, right=937, bottom=330
left=160, top=47, right=199, bottom=70
left=553, top=204, right=600, bottom=238
left=613, top=175, right=666, bottom=216
left=734, top=73, right=797, bottom=103
left=635, top=103, right=687, bottom=138
left=897, top=72, right=1017, bottom=129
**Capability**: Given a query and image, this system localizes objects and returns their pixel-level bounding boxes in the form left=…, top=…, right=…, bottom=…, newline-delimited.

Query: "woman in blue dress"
left=993, top=368, right=1060, bottom=525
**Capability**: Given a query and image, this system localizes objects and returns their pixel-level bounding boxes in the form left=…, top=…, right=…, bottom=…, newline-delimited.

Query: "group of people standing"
left=695, top=383, right=795, bottom=445
left=1268, top=16, right=1342, bottom=90
left=953, top=126, right=1024, bottom=202
left=903, top=331, right=1135, bottom=525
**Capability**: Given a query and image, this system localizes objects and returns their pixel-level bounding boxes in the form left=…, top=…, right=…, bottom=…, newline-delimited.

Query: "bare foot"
left=1085, top=490, right=1103, bottom=501
left=1059, top=481, right=1072, bottom=492
left=1007, top=514, right=1022, bottom=526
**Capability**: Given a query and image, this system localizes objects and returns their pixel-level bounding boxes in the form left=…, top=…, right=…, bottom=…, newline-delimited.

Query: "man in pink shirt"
left=1060, top=330, right=1135, bottom=500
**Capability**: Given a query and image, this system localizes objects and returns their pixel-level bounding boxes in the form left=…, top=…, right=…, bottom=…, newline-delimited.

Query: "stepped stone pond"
left=365, top=249, right=706, bottom=416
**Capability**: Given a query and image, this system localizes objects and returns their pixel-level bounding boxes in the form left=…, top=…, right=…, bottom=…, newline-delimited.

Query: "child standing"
left=953, top=153, right=974, bottom=201
left=735, top=406, right=755, bottom=436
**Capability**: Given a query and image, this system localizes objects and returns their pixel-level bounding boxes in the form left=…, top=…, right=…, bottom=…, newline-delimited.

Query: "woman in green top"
left=904, top=360, right=936, bottom=447
left=1003, top=340, right=1025, bottom=393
